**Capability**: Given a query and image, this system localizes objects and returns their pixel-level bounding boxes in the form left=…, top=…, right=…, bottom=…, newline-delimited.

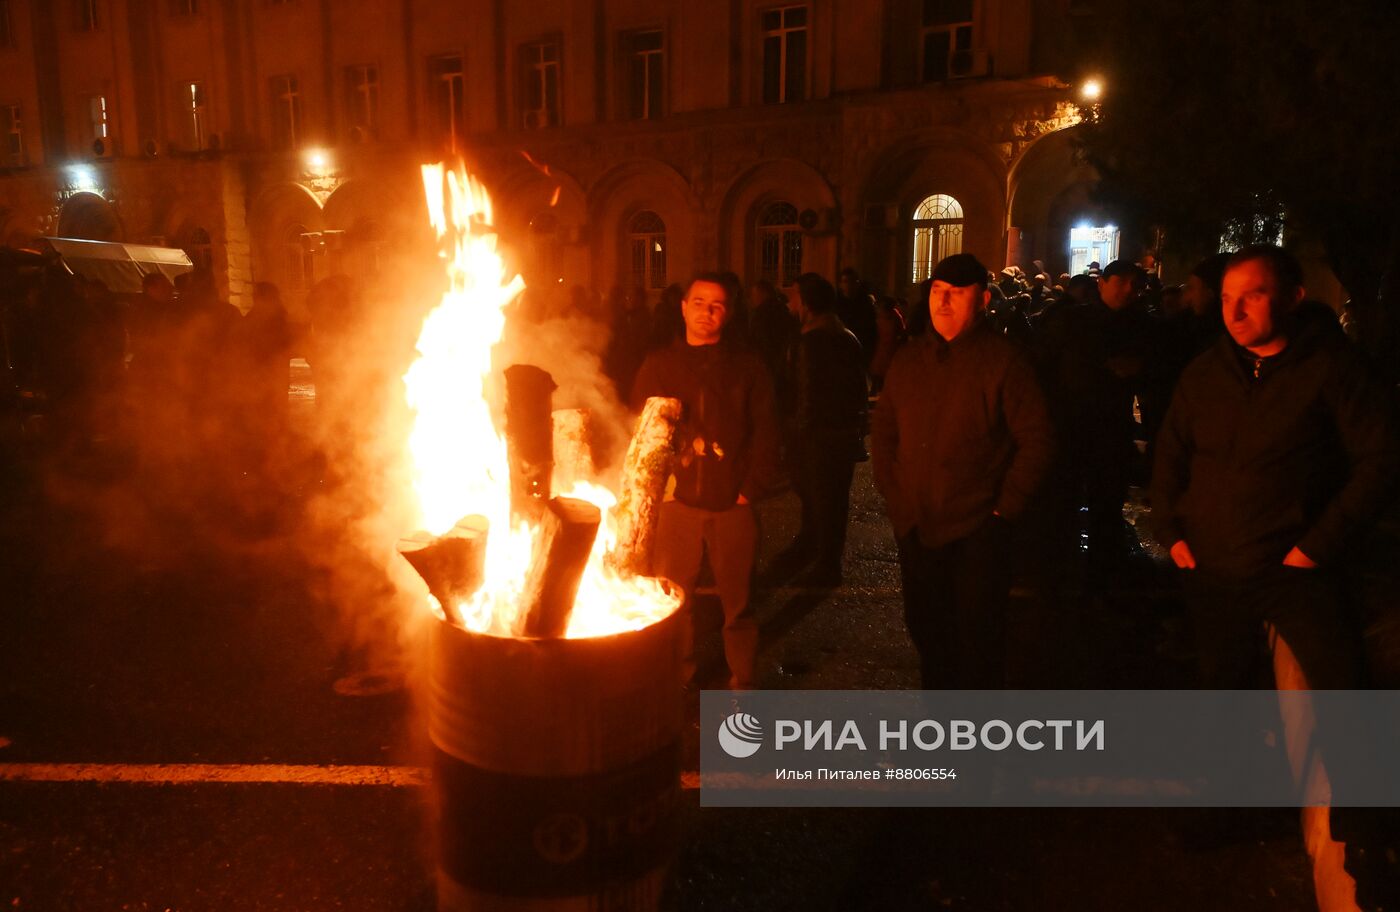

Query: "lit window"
left=270, top=74, right=301, bottom=149
left=625, top=30, right=664, bottom=120
left=75, top=0, right=99, bottom=31
left=756, top=200, right=803, bottom=286
left=88, top=95, right=109, bottom=142
left=627, top=210, right=667, bottom=290
left=911, top=194, right=964, bottom=283
left=427, top=54, right=465, bottom=152
left=1, top=105, right=23, bottom=166
left=761, top=5, right=807, bottom=105
left=344, top=64, right=379, bottom=141
left=521, top=40, right=561, bottom=129
left=182, top=81, right=207, bottom=150
left=921, top=0, right=974, bottom=82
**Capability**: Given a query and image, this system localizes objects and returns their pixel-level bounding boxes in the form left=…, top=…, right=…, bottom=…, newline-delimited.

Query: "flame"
left=404, top=163, right=680, bottom=639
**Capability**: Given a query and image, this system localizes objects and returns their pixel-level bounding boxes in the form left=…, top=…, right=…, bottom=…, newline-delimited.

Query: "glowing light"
left=68, top=165, right=99, bottom=192
left=305, top=149, right=329, bottom=171
left=1080, top=79, right=1104, bottom=102
left=403, top=163, right=681, bottom=639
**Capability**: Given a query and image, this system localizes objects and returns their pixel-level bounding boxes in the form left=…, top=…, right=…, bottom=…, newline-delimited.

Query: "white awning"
left=39, top=237, right=195, bottom=295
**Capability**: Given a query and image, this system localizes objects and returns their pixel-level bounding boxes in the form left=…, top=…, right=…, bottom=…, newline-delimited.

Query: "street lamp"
left=1080, top=78, right=1104, bottom=103
left=304, top=148, right=330, bottom=173
left=67, top=164, right=100, bottom=193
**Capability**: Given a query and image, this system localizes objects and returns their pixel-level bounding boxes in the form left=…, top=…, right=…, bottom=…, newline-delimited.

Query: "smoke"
left=495, top=289, right=632, bottom=483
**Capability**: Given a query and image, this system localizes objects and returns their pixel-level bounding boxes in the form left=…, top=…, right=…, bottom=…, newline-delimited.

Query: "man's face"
left=1221, top=259, right=1298, bottom=351
left=1099, top=274, right=1137, bottom=310
left=682, top=280, right=729, bottom=345
left=928, top=280, right=987, bottom=342
left=785, top=284, right=803, bottom=320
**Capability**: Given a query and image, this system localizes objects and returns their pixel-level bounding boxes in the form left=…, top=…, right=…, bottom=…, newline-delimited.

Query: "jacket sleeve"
left=870, top=362, right=915, bottom=533
left=1295, top=355, right=1400, bottom=565
left=1149, top=381, right=1194, bottom=549
left=993, top=351, right=1056, bottom=519
left=740, top=361, right=782, bottom=502
left=628, top=351, right=662, bottom=413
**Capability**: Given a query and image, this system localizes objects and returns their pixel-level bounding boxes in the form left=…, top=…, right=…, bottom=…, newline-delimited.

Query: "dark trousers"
left=793, top=442, right=856, bottom=571
left=897, top=519, right=1012, bottom=690
left=1183, top=566, right=1361, bottom=691
left=1184, top=565, right=1371, bottom=804
left=652, top=500, right=759, bottom=689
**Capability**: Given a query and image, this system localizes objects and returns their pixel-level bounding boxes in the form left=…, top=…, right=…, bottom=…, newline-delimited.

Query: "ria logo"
left=717, top=712, right=764, bottom=758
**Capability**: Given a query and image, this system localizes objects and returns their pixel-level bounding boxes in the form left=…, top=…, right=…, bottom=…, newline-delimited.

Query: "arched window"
left=180, top=226, right=213, bottom=274
left=626, top=209, right=667, bottom=291
left=284, top=223, right=315, bottom=290
left=911, top=193, right=964, bottom=283
left=756, top=200, right=802, bottom=286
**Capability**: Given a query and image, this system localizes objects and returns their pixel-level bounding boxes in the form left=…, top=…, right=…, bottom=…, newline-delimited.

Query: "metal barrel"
left=430, top=608, right=682, bottom=911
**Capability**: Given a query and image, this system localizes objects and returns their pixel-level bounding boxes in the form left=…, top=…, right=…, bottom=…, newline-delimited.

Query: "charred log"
left=397, top=515, right=489, bottom=624
left=517, top=497, right=602, bottom=638
left=504, top=364, right=556, bottom=523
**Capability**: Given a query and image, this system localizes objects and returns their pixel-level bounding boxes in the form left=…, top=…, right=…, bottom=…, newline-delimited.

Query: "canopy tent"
left=38, top=237, right=194, bottom=295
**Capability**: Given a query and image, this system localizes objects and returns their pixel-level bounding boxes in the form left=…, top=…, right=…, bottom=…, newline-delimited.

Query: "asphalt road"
left=0, top=399, right=1327, bottom=911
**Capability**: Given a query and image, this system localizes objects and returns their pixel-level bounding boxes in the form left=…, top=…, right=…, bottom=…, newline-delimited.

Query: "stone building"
left=0, top=0, right=1108, bottom=313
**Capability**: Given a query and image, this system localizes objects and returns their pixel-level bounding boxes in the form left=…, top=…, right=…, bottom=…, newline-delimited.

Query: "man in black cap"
left=1039, top=258, right=1151, bottom=577
left=871, top=253, right=1055, bottom=689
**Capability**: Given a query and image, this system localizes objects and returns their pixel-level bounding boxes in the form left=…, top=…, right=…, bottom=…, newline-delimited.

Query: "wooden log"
left=397, top=515, right=489, bottom=623
left=550, top=407, right=595, bottom=493
left=605, top=396, right=683, bottom=578
left=516, top=497, right=601, bottom=639
left=503, top=364, right=556, bottom=524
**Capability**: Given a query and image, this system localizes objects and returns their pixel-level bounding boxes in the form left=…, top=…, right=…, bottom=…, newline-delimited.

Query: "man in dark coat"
left=1152, top=245, right=1398, bottom=692
left=871, top=253, right=1055, bottom=690
left=1039, top=259, right=1151, bottom=574
left=779, top=272, right=867, bottom=587
left=631, top=272, right=780, bottom=689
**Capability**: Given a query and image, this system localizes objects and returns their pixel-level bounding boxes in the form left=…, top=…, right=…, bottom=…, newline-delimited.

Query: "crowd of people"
left=7, top=243, right=1396, bottom=704
left=605, top=249, right=1397, bottom=704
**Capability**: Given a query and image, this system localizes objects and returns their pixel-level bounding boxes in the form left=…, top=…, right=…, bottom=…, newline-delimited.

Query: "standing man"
left=1040, top=259, right=1151, bottom=575
left=632, top=272, right=780, bottom=690
left=777, top=272, right=868, bottom=587
left=1152, top=245, right=1398, bottom=692
left=872, top=254, right=1055, bottom=689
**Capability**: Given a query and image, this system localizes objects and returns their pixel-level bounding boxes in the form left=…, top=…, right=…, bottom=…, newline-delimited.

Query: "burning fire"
left=403, top=164, right=680, bottom=638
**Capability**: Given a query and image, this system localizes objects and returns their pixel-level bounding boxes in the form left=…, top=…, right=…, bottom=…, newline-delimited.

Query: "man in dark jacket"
left=1039, top=259, right=1151, bottom=575
left=779, top=272, right=868, bottom=587
left=1152, top=245, right=1398, bottom=692
left=631, top=272, right=780, bottom=689
left=872, top=253, right=1055, bottom=689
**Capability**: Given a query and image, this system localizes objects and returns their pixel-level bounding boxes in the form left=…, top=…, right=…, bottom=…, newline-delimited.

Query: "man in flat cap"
left=871, top=253, right=1055, bottom=689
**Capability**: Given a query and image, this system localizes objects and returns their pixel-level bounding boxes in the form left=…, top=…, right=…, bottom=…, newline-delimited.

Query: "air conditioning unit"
left=91, top=137, right=115, bottom=158
left=799, top=207, right=839, bottom=235
left=950, top=49, right=991, bottom=79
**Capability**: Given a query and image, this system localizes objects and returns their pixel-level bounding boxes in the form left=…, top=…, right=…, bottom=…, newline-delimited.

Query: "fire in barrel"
left=399, top=164, right=686, bottom=910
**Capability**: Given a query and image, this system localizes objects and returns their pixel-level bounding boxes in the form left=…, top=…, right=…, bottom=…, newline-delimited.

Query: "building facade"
left=0, top=0, right=1106, bottom=313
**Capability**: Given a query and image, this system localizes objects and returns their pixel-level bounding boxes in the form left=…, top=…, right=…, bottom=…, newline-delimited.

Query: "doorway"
left=1068, top=224, right=1120, bottom=274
